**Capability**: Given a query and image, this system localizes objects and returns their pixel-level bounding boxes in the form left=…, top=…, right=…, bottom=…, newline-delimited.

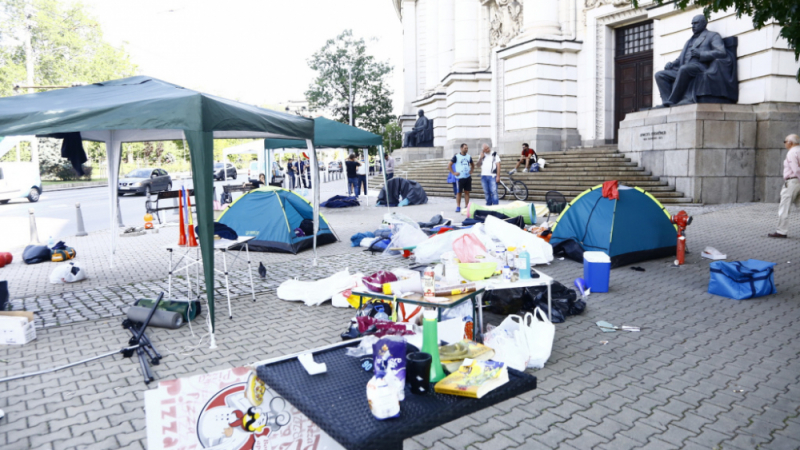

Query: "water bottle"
left=47, top=236, right=54, bottom=248
left=519, top=246, right=531, bottom=280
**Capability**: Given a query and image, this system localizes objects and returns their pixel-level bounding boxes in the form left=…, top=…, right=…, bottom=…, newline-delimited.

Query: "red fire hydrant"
left=671, top=210, right=693, bottom=265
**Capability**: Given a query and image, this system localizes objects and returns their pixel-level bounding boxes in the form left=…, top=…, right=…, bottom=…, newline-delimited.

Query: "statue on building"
left=485, top=0, right=523, bottom=48
left=403, top=110, right=434, bottom=147
left=655, top=15, right=739, bottom=107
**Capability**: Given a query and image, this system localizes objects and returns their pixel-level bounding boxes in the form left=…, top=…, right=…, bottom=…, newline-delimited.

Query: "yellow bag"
left=51, top=247, right=76, bottom=262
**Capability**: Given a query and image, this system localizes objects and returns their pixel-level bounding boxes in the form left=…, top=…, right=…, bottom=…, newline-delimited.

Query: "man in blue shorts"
left=449, top=143, right=475, bottom=213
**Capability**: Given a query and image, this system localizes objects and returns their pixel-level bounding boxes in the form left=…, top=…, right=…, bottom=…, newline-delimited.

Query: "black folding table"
left=256, top=341, right=537, bottom=450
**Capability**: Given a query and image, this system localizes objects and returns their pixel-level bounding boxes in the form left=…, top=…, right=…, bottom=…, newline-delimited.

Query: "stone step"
left=370, top=180, right=677, bottom=193
left=396, top=167, right=649, bottom=176
left=388, top=173, right=659, bottom=181
left=392, top=189, right=692, bottom=204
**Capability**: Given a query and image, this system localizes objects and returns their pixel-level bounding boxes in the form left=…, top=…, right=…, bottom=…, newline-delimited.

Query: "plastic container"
left=421, top=310, right=446, bottom=383
left=583, top=251, right=611, bottom=293
left=518, top=247, right=531, bottom=280
left=458, top=262, right=497, bottom=281
left=423, top=267, right=436, bottom=300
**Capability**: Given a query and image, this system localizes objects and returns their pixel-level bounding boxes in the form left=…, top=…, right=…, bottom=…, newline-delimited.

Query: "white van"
left=0, top=162, right=42, bottom=204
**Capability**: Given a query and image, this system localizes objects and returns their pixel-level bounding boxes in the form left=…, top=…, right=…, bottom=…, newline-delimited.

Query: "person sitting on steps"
left=509, top=143, right=537, bottom=174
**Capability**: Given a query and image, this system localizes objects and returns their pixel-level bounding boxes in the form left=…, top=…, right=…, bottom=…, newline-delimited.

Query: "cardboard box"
left=0, top=311, right=36, bottom=345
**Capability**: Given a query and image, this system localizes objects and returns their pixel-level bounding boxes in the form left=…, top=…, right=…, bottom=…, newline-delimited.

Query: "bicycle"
left=497, top=172, right=529, bottom=201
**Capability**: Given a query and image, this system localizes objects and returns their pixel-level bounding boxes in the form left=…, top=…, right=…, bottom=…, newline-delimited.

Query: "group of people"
left=346, top=153, right=395, bottom=197
left=286, top=158, right=312, bottom=190
left=448, top=143, right=538, bottom=212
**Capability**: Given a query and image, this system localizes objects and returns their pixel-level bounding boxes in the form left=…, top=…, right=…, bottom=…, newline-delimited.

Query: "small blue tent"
left=549, top=185, right=677, bottom=268
left=218, top=187, right=338, bottom=254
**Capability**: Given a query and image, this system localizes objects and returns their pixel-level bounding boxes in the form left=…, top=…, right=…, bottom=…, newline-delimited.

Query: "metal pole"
left=75, top=203, right=88, bottom=237
left=116, top=197, right=125, bottom=228
left=28, top=208, right=40, bottom=245
left=348, top=65, right=354, bottom=127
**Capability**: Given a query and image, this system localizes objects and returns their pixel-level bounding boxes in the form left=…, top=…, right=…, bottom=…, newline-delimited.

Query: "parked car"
left=213, top=162, right=237, bottom=181
left=0, top=162, right=42, bottom=204
left=328, top=161, right=343, bottom=172
left=118, top=168, right=172, bottom=196
left=318, top=161, right=326, bottom=171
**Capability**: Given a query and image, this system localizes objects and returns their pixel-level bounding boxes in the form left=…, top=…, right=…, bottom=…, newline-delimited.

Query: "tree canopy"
left=305, top=29, right=395, bottom=135
left=636, top=0, right=800, bottom=81
left=0, top=0, right=137, bottom=97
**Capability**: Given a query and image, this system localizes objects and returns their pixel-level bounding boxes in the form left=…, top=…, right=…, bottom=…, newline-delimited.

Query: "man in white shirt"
left=356, top=156, right=368, bottom=195
left=769, top=134, right=800, bottom=238
left=477, top=143, right=501, bottom=206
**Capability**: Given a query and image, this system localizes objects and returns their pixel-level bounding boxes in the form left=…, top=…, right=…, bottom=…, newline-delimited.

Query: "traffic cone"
left=186, top=191, right=198, bottom=247
left=178, top=190, right=187, bottom=246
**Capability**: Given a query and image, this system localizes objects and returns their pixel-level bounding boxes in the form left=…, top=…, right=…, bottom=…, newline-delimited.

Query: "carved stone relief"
left=482, top=0, right=523, bottom=48
left=585, top=0, right=631, bottom=8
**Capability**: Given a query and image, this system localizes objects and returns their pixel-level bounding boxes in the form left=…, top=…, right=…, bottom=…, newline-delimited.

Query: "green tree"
left=635, top=0, right=800, bottom=81
left=305, top=30, right=395, bottom=134
left=380, top=122, right=402, bottom=153
left=0, top=0, right=137, bottom=97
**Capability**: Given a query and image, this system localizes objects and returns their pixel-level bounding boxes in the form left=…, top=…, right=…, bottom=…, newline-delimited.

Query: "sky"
left=82, top=0, right=404, bottom=114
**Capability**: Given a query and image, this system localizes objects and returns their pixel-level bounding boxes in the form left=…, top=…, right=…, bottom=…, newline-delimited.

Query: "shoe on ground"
left=455, top=207, right=461, bottom=213
left=701, top=246, right=727, bottom=260
left=768, top=232, right=787, bottom=238
left=508, top=169, right=516, bottom=175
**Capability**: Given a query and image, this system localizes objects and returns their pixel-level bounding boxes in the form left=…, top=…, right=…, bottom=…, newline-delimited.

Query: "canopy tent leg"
left=307, top=139, right=319, bottom=266
left=103, top=131, right=122, bottom=268
left=184, top=130, right=218, bottom=349
left=363, top=148, right=369, bottom=207
left=378, top=145, right=391, bottom=214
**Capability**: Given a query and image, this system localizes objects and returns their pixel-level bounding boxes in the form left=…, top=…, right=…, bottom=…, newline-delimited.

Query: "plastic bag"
left=483, top=315, right=529, bottom=372
left=485, top=288, right=528, bottom=315
left=414, top=228, right=472, bottom=264
left=525, top=282, right=584, bottom=323
left=521, top=309, right=554, bottom=369
left=386, top=224, right=427, bottom=251
left=362, top=271, right=398, bottom=293
left=453, top=234, right=487, bottom=263
left=49, top=262, right=87, bottom=284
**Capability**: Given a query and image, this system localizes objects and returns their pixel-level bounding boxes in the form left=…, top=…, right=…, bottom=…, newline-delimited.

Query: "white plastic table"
left=476, top=269, right=554, bottom=321
left=164, top=236, right=256, bottom=319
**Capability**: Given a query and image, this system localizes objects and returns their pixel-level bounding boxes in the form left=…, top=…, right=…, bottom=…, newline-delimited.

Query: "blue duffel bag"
left=708, top=259, right=776, bottom=300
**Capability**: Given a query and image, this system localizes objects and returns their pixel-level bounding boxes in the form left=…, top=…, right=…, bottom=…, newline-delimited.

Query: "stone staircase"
left=370, top=145, right=692, bottom=204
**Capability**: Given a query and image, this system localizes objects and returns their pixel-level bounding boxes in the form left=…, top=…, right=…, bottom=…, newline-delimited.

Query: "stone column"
left=425, top=0, right=440, bottom=91
left=520, top=0, right=561, bottom=38
left=402, top=0, right=418, bottom=113
left=478, top=2, right=491, bottom=69
left=452, top=0, right=480, bottom=71
left=438, top=0, right=455, bottom=83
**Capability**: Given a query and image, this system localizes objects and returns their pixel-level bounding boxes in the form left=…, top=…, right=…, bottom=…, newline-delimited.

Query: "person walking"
left=509, top=143, right=537, bottom=174
left=345, top=153, right=360, bottom=196
left=449, top=143, right=474, bottom=213
left=356, top=156, right=368, bottom=195
left=384, top=152, right=395, bottom=180
left=287, top=158, right=296, bottom=189
left=769, top=134, right=800, bottom=238
left=477, top=143, right=501, bottom=206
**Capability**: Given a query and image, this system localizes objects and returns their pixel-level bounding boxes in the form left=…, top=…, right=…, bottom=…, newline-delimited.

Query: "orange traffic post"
left=178, top=190, right=187, bottom=246
left=186, top=191, right=199, bottom=247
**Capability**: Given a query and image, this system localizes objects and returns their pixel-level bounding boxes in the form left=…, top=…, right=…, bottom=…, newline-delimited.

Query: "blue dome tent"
left=218, top=187, right=338, bottom=254
left=549, top=185, right=677, bottom=268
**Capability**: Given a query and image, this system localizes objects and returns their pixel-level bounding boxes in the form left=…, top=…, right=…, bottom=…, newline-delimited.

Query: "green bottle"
left=421, top=310, right=446, bottom=383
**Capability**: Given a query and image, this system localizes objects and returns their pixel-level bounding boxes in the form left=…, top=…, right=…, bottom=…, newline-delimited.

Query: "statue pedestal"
left=619, top=103, right=766, bottom=204
left=392, top=147, right=444, bottom=165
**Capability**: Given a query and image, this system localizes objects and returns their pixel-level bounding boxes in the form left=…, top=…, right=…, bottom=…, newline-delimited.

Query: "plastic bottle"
left=423, top=266, right=436, bottom=300
left=519, top=246, right=531, bottom=280
left=421, top=310, right=446, bottom=382
left=47, top=236, right=54, bottom=248
left=502, top=266, right=512, bottom=282
left=507, top=247, right=517, bottom=269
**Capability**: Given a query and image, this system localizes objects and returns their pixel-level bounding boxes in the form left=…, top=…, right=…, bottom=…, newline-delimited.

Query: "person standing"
left=449, top=143, right=475, bottom=213
left=384, top=153, right=395, bottom=180
left=356, top=156, right=368, bottom=195
left=299, top=158, right=309, bottom=188
left=345, top=153, right=360, bottom=196
left=477, top=143, right=501, bottom=206
left=509, top=143, right=537, bottom=174
left=287, top=158, right=296, bottom=189
left=769, top=134, right=800, bottom=238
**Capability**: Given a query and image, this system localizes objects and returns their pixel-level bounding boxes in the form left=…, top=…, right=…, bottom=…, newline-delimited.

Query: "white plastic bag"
left=49, top=262, right=87, bottom=284
left=484, top=216, right=553, bottom=265
left=522, top=308, right=555, bottom=369
left=483, top=315, right=529, bottom=372
left=278, top=269, right=354, bottom=306
left=413, top=228, right=472, bottom=264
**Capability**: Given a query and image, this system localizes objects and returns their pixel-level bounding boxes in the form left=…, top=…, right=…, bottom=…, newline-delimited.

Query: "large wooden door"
left=614, top=21, right=653, bottom=143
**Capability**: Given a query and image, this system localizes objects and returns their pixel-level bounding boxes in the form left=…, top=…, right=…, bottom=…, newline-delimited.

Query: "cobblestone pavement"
left=1, top=199, right=799, bottom=449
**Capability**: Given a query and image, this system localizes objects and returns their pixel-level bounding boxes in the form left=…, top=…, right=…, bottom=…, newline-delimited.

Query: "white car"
left=0, top=162, right=42, bottom=204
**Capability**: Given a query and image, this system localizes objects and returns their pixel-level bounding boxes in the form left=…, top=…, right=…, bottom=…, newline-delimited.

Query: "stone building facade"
left=392, top=0, right=800, bottom=202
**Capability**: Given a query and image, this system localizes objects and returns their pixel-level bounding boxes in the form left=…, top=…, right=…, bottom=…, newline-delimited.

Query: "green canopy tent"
left=263, top=116, right=386, bottom=211
left=0, top=76, right=315, bottom=348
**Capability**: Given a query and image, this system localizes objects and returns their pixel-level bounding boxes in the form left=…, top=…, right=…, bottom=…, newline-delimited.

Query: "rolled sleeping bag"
left=126, top=306, right=183, bottom=329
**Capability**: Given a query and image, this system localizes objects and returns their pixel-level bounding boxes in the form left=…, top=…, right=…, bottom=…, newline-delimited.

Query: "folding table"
left=476, top=268, right=554, bottom=320
left=164, top=236, right=256, bottom=318
left=255, top=340, right=537, bottom=450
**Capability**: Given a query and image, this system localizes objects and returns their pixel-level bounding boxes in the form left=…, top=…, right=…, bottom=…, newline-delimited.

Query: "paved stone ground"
left=0, top=191, right=798, bottom=449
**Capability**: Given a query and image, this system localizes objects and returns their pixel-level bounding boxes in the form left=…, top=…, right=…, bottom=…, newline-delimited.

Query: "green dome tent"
left=218, top=187, right=338, bottom=254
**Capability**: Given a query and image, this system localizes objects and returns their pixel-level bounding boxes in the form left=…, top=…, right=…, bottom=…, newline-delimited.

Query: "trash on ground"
left=701, top=246, right=727, bottom=260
